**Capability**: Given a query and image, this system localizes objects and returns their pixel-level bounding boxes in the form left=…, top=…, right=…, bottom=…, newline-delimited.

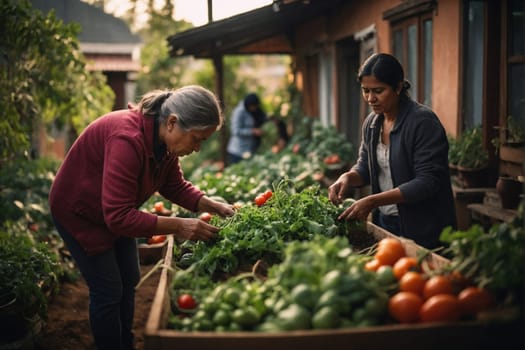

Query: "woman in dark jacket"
left=328, top=53, right=456, bottom=249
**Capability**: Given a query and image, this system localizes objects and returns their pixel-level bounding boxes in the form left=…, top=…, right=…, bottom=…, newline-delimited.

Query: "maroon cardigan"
left=49, top=107, right=204, bottom=255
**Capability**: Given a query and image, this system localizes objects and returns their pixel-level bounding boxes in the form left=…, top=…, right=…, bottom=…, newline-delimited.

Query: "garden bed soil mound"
left=34, top=264, right=161, bottom=350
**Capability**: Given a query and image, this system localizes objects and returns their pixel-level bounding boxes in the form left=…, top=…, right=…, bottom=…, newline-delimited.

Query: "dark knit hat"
left=244, top=93, right=260, bottom=107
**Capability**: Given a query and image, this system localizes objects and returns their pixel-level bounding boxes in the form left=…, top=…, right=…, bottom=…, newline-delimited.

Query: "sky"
left=104, top=0, right=272, bottom=27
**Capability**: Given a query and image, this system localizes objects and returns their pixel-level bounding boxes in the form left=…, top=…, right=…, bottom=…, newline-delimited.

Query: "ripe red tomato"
left=153, top=201, right=164, bottom=212
left=420, top=294, right=460, bottom=323
left=323, top=154, right=341, bottom=165
left=254, top=193, right=268, bottom=207
left=457, top=286, right=494, bottom=316
left=423, top=275, right=454, bottom=299
left=374, top=238, right=405, bottom=266
left=263, top=190, right=273, bottom=200
left=364, top=258, right=381, bottom=272
left=399, top=271, right=427, bottom=296
left=392, top=256, right=420, bottom=280
left=148, top=235, right=166, bottom=245
left=199, top=212, right=212, bottom=222
left=388, top=291, right=423, bottom=323
left=177, top=293, right=197, bottom=310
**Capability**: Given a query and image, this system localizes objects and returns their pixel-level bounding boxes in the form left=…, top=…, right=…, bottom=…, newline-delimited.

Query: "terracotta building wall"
left=292, top=0, right=462, bottom=137
left=432, top=0, right=461, bottom=138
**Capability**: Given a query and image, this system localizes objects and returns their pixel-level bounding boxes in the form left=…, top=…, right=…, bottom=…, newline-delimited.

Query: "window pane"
left=423, top=19, right=433, bottom=107
left=509, top=0, right=525, bottom=56
left=393, top=29, right=404, bottom=64
left=407, top=24, right=418, bottom=101
left=508, top=63, right=525, bottom=127
left=463, top=0, right=484, bottom=130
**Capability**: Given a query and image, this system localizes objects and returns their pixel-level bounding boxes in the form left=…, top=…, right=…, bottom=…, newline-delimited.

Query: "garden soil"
left=34, top=263, right=161, bottom=350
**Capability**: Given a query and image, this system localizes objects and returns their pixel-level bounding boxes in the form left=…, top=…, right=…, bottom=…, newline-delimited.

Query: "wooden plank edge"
left=144, top=235, right=174, bottom=338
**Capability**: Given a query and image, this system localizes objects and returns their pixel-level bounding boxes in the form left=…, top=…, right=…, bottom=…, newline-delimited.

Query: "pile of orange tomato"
left=366, top=238, right=494, bottom=324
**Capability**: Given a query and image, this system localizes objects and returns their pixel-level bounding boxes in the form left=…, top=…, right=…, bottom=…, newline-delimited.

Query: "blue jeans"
left=377, top=212, right=401, bottom=236
left=53, top=218, right=140, bottom=350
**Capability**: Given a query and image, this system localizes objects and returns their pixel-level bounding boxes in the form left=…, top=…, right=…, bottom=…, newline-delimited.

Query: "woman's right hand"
left=328, top=173, right=351, bottom=204
left=157, top=216, right=219, bottom=241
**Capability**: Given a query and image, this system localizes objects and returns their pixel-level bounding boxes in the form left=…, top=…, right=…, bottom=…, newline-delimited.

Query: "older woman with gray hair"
left=49, top=85, right=234, bottom=350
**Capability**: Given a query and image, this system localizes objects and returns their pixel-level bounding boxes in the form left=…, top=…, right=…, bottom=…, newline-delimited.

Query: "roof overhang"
left=167, top=0, right=343, bottom=58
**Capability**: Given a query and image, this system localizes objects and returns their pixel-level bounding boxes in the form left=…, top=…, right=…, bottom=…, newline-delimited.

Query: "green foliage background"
left=0, top=0, right=114, bottom=166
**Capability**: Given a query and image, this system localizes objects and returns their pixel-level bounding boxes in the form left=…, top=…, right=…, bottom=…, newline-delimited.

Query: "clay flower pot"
left=457, top=166, right=489, bottom=188
left=496, top=176, right=523, bottom=209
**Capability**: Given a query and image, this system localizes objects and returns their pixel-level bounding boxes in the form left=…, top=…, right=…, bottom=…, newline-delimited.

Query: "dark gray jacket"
left=352, top=98, right=456, bottom=248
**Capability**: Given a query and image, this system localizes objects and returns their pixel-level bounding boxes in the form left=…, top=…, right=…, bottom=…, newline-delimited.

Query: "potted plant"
left=496, top=175, right=523, bottom=209
left=491, top=115, right=525, bottom=150
left=447, top=134, right=460, bottom=175
left=491, top=116, right=525, bottom=169
left=490, top=116, right=524, bottom=208
left=0, top=221, right=60, bottom=342
left=448, top=126, right=490, bottom=188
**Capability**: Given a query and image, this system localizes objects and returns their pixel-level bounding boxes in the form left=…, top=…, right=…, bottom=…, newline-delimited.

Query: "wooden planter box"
left=499, top=145, right=525, bottom=178
left=138, top=238, right=169, bottom=265
left=143, top=224, right=522, bottom=350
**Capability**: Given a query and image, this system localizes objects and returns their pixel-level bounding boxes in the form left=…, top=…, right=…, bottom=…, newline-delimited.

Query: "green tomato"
left=316, top=289, right=340, bottom=310
left=276, top=303, right=312, bottom=331
left=212, top=309, right=231, bottom=327
left=320, top=270, right=343, bottom=291
left=256, top=320, right=283, bottom=333
left=316, top=289, right=351, bottom=315
left=375, top=265, right=396, bottom=286
left=290, top=283, right=318, bottom=310
left=222, top=287, right=241, bottom=305
left=363, top=294, right=388, bottom=317
left=232, top=306, right=260, bottom=328
left=312, top=306, right=341, bottom=329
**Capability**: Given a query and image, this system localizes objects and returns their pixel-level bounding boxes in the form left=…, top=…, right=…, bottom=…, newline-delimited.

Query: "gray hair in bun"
left=138, top=85, right=223, bottom=130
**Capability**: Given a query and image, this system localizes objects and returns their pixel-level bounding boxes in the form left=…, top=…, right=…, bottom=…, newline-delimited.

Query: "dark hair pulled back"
left=357, top=53, right=411, bottom=100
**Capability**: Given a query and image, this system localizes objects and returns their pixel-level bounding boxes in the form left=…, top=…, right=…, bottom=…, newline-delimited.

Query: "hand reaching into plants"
left=157, top=216, right=220, bottom=241
left=197, top=195, right=235, bottom=217
left=336, top=188, right=404, bottom=222
left=328, top=171, right=363, bottom=204
left=337, top=196, right=375, bottom=221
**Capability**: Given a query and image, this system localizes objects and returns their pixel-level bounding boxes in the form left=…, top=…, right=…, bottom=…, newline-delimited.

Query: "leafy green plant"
left=182, top=120, right=354, bottom=207
left=0, top=157, right=79, bottom=282
left=448, top=126, right=489, bottom=169
left=0, top=221, right=61, bottom=319
left=439, top=200, right=524, bottom=305
left=1, top=0, right=114, bottom=165
left=173, top=180, right=361, bottom=278
left=447, top=134, right=460, bottom=166
left=491, top=115, right=525, bottom=151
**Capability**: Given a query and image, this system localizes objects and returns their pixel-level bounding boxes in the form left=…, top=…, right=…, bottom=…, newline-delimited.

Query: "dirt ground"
left=34, top=263, right=162, bottom=350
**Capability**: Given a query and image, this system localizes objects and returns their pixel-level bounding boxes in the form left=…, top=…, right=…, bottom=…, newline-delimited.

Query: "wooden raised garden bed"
left=138, top=237, right=169, bottom=265
left=143, top=223, right=522, bottom=350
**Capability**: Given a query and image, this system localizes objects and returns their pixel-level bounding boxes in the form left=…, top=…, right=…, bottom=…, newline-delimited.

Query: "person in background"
left=328, top=53, right=456, bottom=249
left=226, top=93, right=267, bottom=165
left=49, top=85, right=235, bottom=350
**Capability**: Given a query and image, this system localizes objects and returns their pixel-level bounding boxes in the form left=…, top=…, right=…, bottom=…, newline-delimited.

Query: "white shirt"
left=376, top=138, right=399, bottom=216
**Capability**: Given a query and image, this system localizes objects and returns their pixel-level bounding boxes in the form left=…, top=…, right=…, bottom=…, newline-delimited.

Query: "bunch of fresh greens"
left=439, top=202, right=524, bottom=303
left=174, top=180, right=359, bottom=277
